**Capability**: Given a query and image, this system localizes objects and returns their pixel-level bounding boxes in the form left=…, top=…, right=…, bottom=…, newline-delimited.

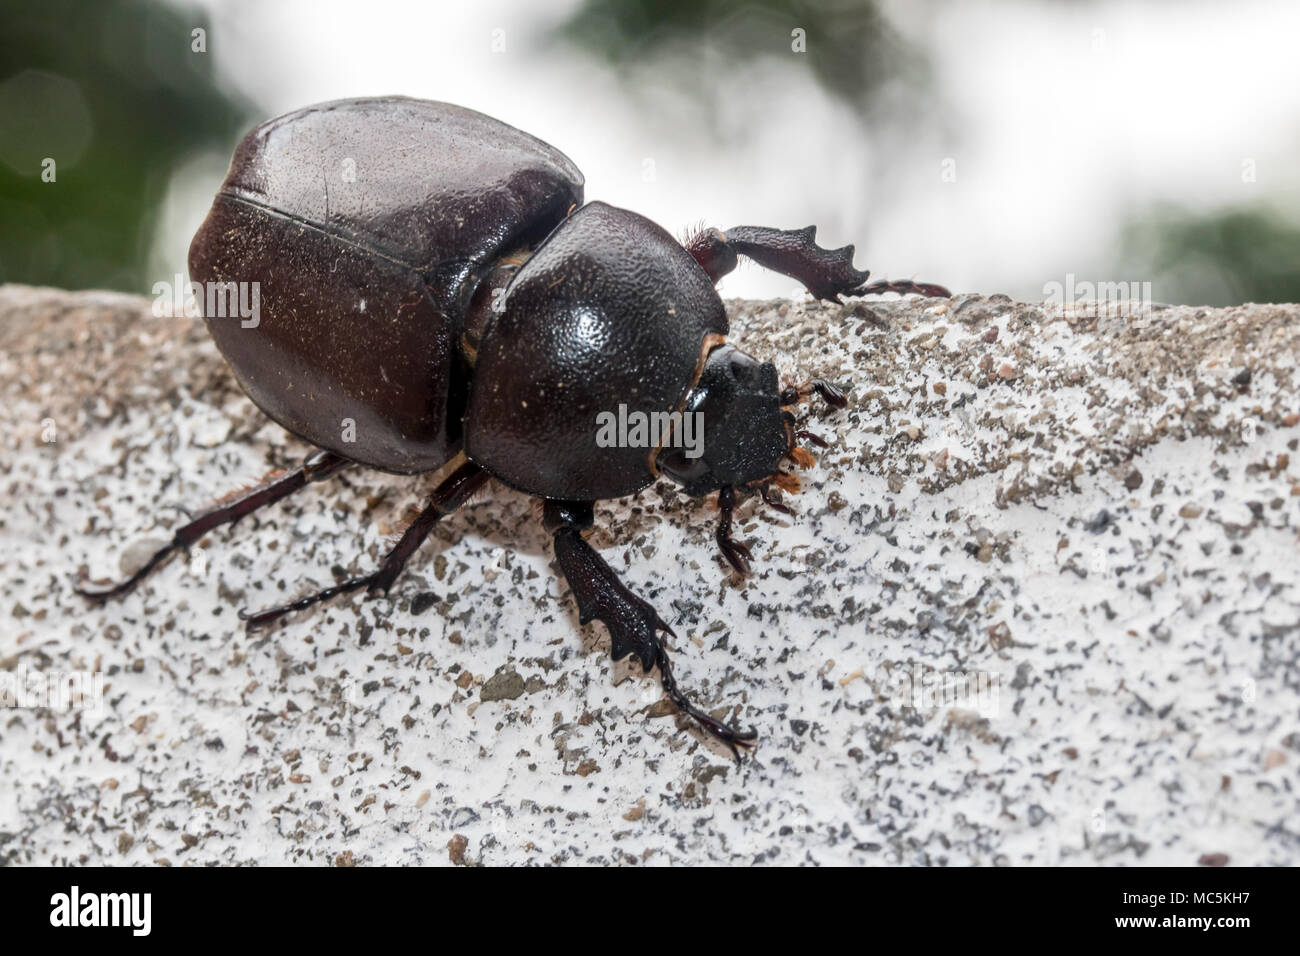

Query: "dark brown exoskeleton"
left=78, top=98, right=948, bottom=757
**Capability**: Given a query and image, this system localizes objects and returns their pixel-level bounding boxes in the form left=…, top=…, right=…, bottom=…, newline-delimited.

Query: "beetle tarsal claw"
left=716, top=530, right=753, bottom=576
left=754, top=484, right=793, bottom=515
left=652, top=644, right=758, bottom=762
left=238, top=575, right=374, bottom=631
left=714, top=485, right=755, bottom=576
left=850, top=277, right=953, bottom=299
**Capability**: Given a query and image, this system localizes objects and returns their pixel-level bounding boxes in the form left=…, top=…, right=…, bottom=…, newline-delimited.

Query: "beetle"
left=78, top=97, right=948, bottom=756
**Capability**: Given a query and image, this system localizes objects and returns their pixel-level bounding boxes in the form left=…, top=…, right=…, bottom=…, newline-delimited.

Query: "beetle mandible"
left=79, top=97, right=949, bottom=756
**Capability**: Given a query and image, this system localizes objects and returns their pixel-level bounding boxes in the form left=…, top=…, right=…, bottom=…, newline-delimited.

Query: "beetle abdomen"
left=189, top=97, right=584, bottom=474
left=465, top=202, right=728, bottom=500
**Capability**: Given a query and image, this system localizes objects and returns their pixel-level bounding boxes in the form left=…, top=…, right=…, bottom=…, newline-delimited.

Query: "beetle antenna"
left=780, top=378, right=848, bottom=409
left=770, top=471, right=800, bottom=493
left=785, top=446, right=814, bottom=469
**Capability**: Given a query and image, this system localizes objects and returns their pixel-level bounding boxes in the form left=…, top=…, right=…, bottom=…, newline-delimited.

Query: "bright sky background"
left=154, top=0, right=1300, bottom=302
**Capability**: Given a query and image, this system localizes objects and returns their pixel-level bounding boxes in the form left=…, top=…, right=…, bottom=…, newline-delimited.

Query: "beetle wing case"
left=464, top=201, right=728, bottom=500
left=189, top=97, right=583, bottom=474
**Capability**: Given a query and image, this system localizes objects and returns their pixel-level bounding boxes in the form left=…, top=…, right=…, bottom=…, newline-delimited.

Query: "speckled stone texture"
left=2, top=283, right=1298, bottom=866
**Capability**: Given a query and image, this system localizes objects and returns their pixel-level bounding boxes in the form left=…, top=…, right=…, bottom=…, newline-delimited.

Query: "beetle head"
left=657, top=344, right=795, bottom=497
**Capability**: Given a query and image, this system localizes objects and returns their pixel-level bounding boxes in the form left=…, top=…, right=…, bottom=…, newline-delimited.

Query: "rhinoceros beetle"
left=78, top=97, right=948, bottom=756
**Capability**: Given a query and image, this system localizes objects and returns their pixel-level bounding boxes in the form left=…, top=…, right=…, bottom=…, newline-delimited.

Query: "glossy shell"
left=188, top=97, right=584, bottom=473
left=464, top=202, right=729, bottom=500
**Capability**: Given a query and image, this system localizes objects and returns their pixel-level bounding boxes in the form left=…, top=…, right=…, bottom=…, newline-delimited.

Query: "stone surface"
left=1, top=283, right=1298, bottom=866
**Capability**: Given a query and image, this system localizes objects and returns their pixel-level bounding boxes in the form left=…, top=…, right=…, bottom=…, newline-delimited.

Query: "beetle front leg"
left=77, top=449, right=351, bottom=601
left=239, top=459, right=487, bottom=630
left=685, top=224, right=949, bottom=302
left=543, top=499, right=757, bottom=758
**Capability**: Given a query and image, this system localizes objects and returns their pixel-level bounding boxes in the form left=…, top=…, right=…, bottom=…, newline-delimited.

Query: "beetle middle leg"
left=240, top=458, right=488, bottom=630
left=685, top=224, right=950, bottom=302
left=543, top=499, right=757, bottom=758
left=715, top=485, right=753, bottom=576
left=77, top=449, right=351, bottom=601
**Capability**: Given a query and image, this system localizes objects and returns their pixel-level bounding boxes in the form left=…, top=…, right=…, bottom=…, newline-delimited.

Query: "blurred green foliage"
left=550, top=0, right=931, bottom=130
left=0, top=0, right=251, bottom=292
left=556, top=0, right=1298, bottom=307
left=1120, top=205, right=1300, bottom=307
left=0, top=0, right=1292, bottom=307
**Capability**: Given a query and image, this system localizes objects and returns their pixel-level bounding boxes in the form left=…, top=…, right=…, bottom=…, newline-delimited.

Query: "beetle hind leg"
left=76, top=450, right=351, bottom=602
left=239, top=459, right=488, bottom=630
left=543, top=499, right=758, bottom=759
